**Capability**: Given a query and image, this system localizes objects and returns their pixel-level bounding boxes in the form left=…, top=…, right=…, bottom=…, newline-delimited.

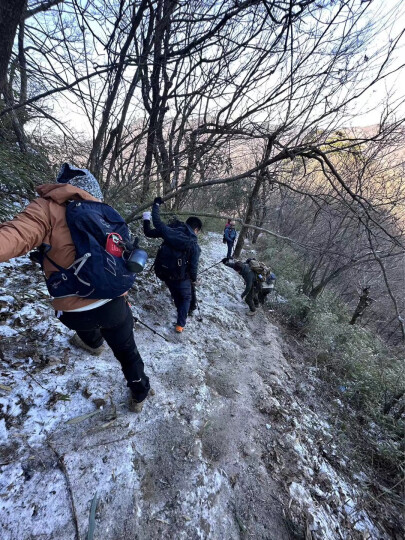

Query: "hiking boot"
left=70, top=333, right=104, bottom=356
left=175, top=325, right=184, bottom=333
left=129, top=400, right=144, bottom=413
left=247, top=310, right=256, bottom=316
left=129, top=388, right=155, bottom=413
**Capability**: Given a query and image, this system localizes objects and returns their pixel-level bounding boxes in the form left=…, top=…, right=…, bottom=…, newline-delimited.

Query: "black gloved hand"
left=153, top=196, right=164, bottom=205
left=29, top=250, right=42, bottom=265
left=121, top=236, right=139, bottom=252
left=221, top=257, right=228, bottom=264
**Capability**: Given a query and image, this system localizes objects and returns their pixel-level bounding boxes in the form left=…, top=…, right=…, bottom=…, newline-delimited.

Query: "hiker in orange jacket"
left=0, top=163, right=152, bottom=412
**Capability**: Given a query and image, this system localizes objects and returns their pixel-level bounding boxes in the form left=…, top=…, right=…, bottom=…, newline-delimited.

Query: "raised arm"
left=151, top=200, right=170, bottom=234
left=143, top=211, right=162, bottom=239
left=151, top=201, right=187, bottom=246
left=0, top=199, right=51, bottom=262
left=223, top=259, right=236, bottom=269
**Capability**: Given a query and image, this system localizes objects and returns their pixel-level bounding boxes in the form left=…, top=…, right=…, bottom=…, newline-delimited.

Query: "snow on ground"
left=0, top=234, right=390, bottom=539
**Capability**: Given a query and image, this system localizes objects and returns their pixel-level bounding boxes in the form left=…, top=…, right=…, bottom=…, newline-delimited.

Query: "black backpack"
left=154, top=242, right=191, bottom=281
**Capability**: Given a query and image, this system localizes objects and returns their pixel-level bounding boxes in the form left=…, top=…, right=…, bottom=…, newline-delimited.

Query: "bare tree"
left=0, top=1, right=404, bottom=344
left=0, top=0, right=27, bottom=94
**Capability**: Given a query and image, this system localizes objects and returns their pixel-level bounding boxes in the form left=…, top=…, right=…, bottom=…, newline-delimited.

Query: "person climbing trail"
left=0, top=163, right=152, bottom=413
left=244, top=258, right=275, bottom=307
left=143, top=198, right=202, bottom=333
left=222, top=258, right=259, bottom=315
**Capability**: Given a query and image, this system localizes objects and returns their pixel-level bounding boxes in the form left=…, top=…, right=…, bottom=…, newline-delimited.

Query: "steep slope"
left=0, top=234, right=396, bottom=539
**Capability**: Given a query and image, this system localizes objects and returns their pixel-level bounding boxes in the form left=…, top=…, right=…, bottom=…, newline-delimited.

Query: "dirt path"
left=1, top=235, right=391, bottom=539
left=0, top=237, right=295, bottom=540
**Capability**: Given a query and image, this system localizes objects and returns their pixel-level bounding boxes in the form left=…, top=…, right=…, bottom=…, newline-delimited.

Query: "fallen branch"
left=145, top=211, right=404, bottom=261
left=87, top=492, right=98, bottom=540
left=66, top=410, right=101, bottom=425
left=21, top=368, right=48, bottom=390
left=47, top=440, right=80, bottom=540
left=125, top=149, right=290, bottom=221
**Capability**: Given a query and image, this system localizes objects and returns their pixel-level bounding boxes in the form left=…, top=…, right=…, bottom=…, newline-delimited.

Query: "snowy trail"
left=0, top=234, right=293, bottom=539
left=0, top=234, right=389, bottom=539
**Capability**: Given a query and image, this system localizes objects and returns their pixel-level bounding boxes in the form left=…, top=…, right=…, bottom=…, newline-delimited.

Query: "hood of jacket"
left=240, top=263, right=253, bottom=280
left=36, top=183, right=100, bottom=205
left=172, top=222, right=197, bottom=250
left=55, top=163, right=104, bottom=200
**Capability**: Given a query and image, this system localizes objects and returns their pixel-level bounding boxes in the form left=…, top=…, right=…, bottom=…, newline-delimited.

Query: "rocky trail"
left=0, top=234, right=396, bottom=539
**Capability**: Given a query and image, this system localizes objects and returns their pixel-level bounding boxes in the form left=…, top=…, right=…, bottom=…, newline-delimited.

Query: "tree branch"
left=24, top=0, right=64, bottom=20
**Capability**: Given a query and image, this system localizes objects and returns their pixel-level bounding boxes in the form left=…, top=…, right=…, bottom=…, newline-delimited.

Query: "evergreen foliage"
left=0, top=139, right=51, bottom=220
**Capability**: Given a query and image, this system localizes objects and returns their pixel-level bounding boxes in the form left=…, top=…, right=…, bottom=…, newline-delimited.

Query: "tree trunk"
left=88, top=0, right=149, bottom=180
left=173, top=132, right=196, bottom=209
left=0, top=0, right=26, bottom=95
left=2, top=78, right=27, bottom=152
left=141, top=0, right=175, bottom=201
left=233, top=174, right=263, bottom=258
left=252, top=181, right=267, bottom=244
left=350, top=287, right=373, bottom=325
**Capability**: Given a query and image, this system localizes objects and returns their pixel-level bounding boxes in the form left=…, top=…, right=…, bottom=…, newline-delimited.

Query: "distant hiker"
left=222, top=258, right=259, bottom=315
left=223, top=220, right=237, bottom=259
left=0, top=163, right=152, bottom=413
left=143, top=198, right=202, bottom=333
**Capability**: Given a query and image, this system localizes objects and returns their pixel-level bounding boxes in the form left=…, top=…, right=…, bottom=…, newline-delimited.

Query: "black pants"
left=245, top=284, right=260, bottom=311
left=226, top=240, right=234, bottom=259
left=59, top=297, right=150, bottom=402
left=258, top=289, right=270, bottom=305
left=165, top=279, right=192, bottom=327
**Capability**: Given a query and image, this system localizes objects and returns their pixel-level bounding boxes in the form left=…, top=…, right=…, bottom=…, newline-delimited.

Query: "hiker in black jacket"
left=222, top=258, right=259, bottom=315
left=143, top=198, right=202, bottom=333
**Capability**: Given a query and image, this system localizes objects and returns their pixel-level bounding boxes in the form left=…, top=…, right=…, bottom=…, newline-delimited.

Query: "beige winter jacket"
left=0, top=183, right=104, bottom=311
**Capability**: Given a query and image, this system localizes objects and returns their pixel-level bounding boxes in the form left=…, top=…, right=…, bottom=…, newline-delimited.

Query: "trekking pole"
left=198, top=260, right=223, bottom=275
left=193, top=284, right=203, bottom=322
left=190, top=282, right=203, bottom=322
left=132, top=315, right=168, bottom=342
left=195, top=296, right=203, bottom=322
